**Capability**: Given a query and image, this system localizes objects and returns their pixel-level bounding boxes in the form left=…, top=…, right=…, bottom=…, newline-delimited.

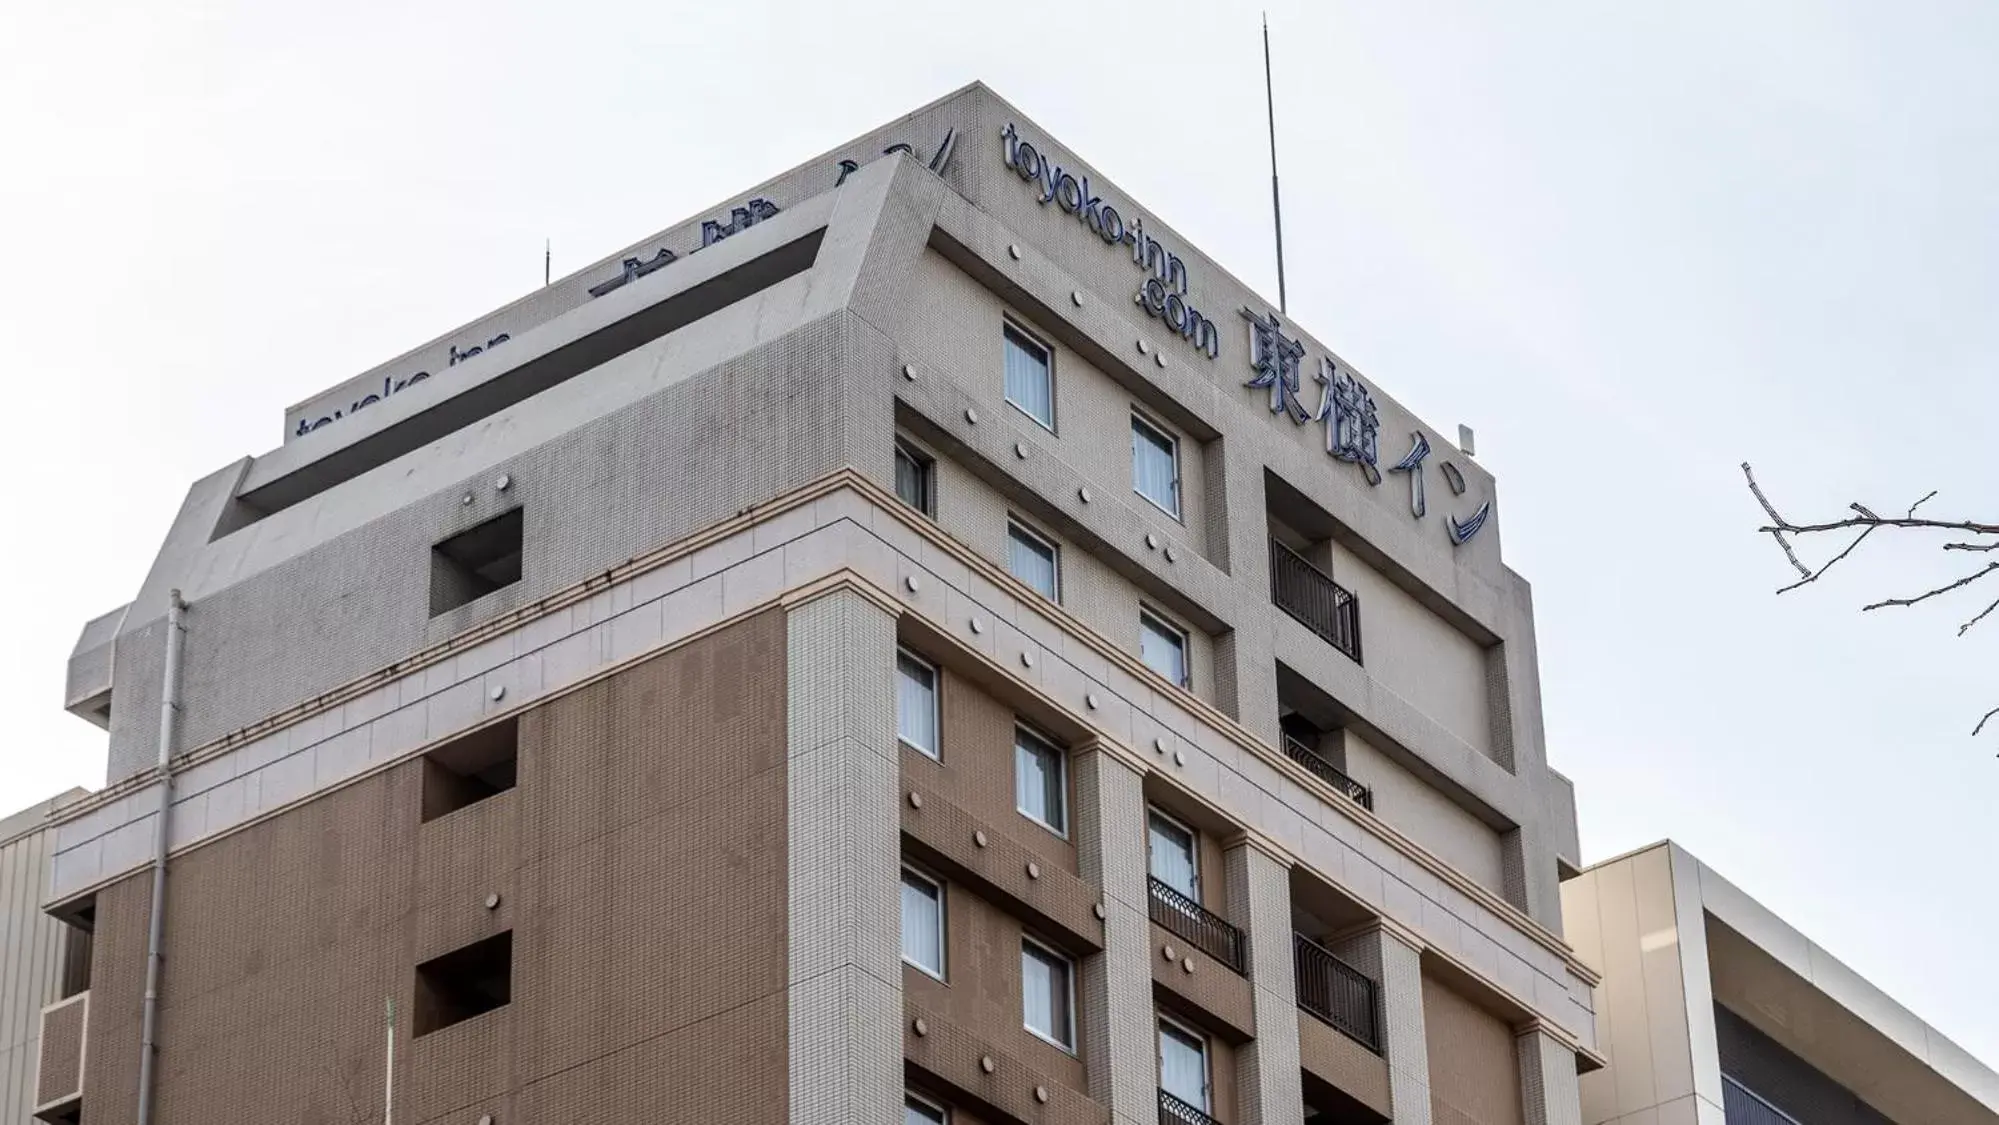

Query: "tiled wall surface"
left=1424, top=974, right=1525, bottom=1125
left=73, top=613, right=789, bottom=1124
left=50, top=482, right=1597, bottom=1056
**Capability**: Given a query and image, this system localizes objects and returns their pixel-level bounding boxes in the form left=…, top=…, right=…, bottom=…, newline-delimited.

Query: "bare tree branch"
left=1742, top=462, right=1999, bottom=743
left=1861, top=562, right=1999, bottom=613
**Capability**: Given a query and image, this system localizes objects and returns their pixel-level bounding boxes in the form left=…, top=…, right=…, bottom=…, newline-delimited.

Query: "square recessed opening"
left=431, top=508, right=524, bottom=615
left=420, top=718, right=519, bottom=823
left=413, top=931, right=513, bottom=1037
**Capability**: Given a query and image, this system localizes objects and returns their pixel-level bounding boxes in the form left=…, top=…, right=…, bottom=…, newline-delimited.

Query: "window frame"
left=1005, top=518, right=1062, bottom=602
left=896, top=647, right=942, bottom=759
left=1013, top=722, right=1069, bottom=838
left=1129, top=410, right=1182, bottom=519
left=1147, top=806, right=1201, bottom=899
left=900, top=865, right=947, bottom=980
left=1139, top=607, right=1191, bottom=690
left=905, top=1092, right=950, bottom=1125
left=1019, top=935, right=1078, bottom=1053
left=1157, top=1012, right=1213, bottom=1113
left=1003, top=319, right=1057, bottom=433
left=894, top=437, right=935, bottom=517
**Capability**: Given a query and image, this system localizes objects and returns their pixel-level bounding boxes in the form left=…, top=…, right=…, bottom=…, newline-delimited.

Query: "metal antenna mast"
left=1263, top=12, right=1288, bottom=313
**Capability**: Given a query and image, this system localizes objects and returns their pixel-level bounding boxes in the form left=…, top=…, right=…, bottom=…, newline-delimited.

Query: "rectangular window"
left=1006, top=520, right=1060, bottom=601
left=1013, top=725, right=1067, bottom=835
left=431, top=507, right=525, bottom=615
left=1004, top=323, right=1055, bottom=431
left=895, top=439, right=934, bottom=516
left=1140, top=609, right=1189, bottom=689
left=906, top=1095, right=948, bottom=1125
left=1159, top=1017, right=1211, bottom=1112
left=1148, top=808, right=1200, bottom=900
left=413, top=931, right=513, bottom=1037
left=900, top=867, right=945, bottom=978
left=1021, top=938, right=1075, bottom=1050
left=897, top=649, right=940, bottom=758
left=1131, top=413, right=1180, bottom=517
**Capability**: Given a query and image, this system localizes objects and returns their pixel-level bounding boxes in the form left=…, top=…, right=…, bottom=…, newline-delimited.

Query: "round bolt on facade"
left=1078, top=487, right=1092, bottom=503
left=495, top=474, right=512, bottom=492
left=1183, top=957, right=1195, bottom=973
left=479, top=1116, right=494, bottom=1125
left=1174, top=750, right=1185, bottom=766
left=1015, top=442, right=1028, bottom=459
left=1085, top=693, right=1099, bottom=710
left=1154, top=352, right=1166, bottom=368
left=1162, top=945, right=1177, bottom=961
left=902, top=364, right=916, bottom=380
left=1008, top=244, right=1022, bottom=260
left=974, top=830, right=989, bottom=848
left=965, top=408, right=978, bottom=424
left=1026, top=861, right=1041, bottom=879
left=1020, top=652, right=1034, bottom=669
left=905, top=576, right=920, bottom=593
left=1137, top=339, right=1150, bottom=354
left=1093, top=902, right=1107, bottom=920
left=1071, top=291, right=1083, bottom=307
left=1164, top=547, right=1178, bottom=563
left=462, top=493, right=475, bottom=506
left=914, top=1017, right=929, bottom=1036
left=908, top=792, right=924, bottom=809
left=489, top=684, right=506, bottom=702
left=484, top=892, right=501, bottom=910
left=1146, top=534, right=1159, bottom=550
left=1154, top=738, right=1167, bottom=755
left=971, top=617, right=985, bottom=634
left=1036, top=1087, right=1050, bottom=1104
left=981, top=1056, right=997, bottom=1074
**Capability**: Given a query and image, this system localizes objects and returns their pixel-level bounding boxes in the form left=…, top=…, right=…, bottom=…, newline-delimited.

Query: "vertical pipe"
left=384, top=997, right=395, bottom=1125
left=1263, top=14, right=1288, bottom=314
left=135, top=589, right=186, bottom=1125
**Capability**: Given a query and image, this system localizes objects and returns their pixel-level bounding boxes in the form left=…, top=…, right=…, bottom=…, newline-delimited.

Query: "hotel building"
left=23, top=83, right=1602, bottom=1125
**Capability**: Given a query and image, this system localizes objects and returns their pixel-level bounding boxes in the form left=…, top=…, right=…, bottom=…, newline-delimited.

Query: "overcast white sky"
left=3, top=0, right=1994, bottom=1070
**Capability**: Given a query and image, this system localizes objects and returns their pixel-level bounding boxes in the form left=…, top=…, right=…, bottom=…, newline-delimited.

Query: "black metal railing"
left=1158, top=1088, right=1222, bottom=1125
left=1147, top=876, right=1245, bottom=974
left=1722, top=1076, right=1802, bottom=1125
left=1282, top=735, right=1373, bottom=811
left=1293, top=932, right=1381, bottom=1054
left=1269, top=539, right=1362, bottom=665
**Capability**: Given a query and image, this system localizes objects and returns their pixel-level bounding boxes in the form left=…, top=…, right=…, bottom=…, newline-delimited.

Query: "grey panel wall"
left=0, top=794, right=83, bottom=1125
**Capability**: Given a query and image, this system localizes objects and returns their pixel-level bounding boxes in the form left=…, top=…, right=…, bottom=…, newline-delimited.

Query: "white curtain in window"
left=1148, top=813, right=1198, bottom=898
left=1021, top=944, right=1071, bottom=1045
left=1131, top=418, right=1178, bottom=514
left=905, top=1098, right=946, bottom=1125
left=897, top=653, right=938, bottom=755
left=1140, top=615, right=1187, bottom=687
left=1159, top=1022, right=1208, bottom=1110
left=1007, top=527, right=1058, bottom=599
left=900, top=873, right=943, bottom=974
left=1014, top=729, right=1065, bottom=831
left=1005, top=330, right=1054, bottom=428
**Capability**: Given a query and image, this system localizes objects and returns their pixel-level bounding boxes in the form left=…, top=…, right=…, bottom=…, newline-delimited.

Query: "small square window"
left=1140, top=609, right=1189, bottom=689
left=1007, top=520, right=1060, bottom=601
left=420, top=718, right=519, bottom=823
left=895, top=439, right=934, bottom=516
left=1021, top=938, right=1075, bottom=1050
left=413, top=931, right=513, bottom=1037
left=897, top=649, right=940, bottom=758
left=431, top=507, right=525, bottom=615
left=1131, top=414, right=1181, bottom=518
left=901, top=867, right=946, bottom=978
left=906, top=1095, right=948, bottom=1125
left=1004, top=323, right=1055, bottom=431
left=1014, top=725, right=1067, bottom=835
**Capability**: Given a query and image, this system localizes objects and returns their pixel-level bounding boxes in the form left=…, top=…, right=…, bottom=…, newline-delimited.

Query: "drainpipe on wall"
left=135, top=589, right=186, bottom=1125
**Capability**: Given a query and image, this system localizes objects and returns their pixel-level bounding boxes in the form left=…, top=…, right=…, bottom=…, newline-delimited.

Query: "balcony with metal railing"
left=1269, top=539, right=1362, bottom=665
left=1281, top=735, right=1372, bottom=811
left=1722, top=1076, right=1802, bottom=1125
left=1158, top=1088, right=1222, bottom=1125
left=1293, top=933, right=1381, bottom=1054
left=1147, top=876, right=1245, bottom=974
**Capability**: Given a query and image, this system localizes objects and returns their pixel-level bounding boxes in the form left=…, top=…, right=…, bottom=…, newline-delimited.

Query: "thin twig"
left=1775, top=526, right=1875, bottom=594
left=1758, top=514, right=1999, bottom=536
left=1944, top=541, right=1999, bottom=552
left=1976, top=706, right=1999, bottom=739
left=1960, top=593, right=1999, bottom=637
left=1861, top=561, right=1999, bottom=613
left=1741, top=463, right=1812, bottom=579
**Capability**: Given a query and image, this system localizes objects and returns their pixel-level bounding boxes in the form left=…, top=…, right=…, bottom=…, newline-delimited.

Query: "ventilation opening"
left=420, top=719, right=519, bottom=823
left=431, top=508, right=524, bottom=615
left=414, top=931, right=513, bottom=1036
